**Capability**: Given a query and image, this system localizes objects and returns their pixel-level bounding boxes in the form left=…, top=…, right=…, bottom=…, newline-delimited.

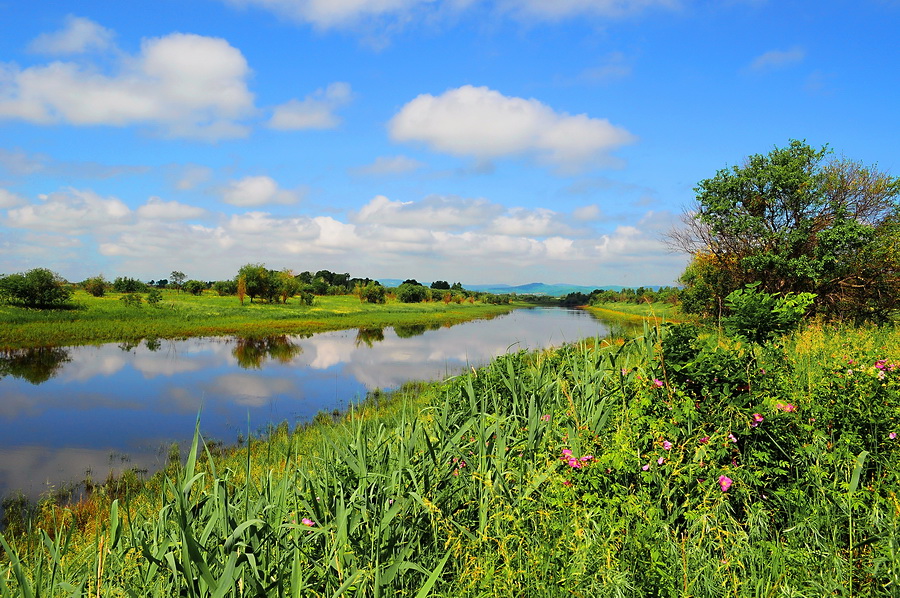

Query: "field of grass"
left=587, top=300, right=686, bottom=326
left=3, top=319, right=899, bottom=596
left=0, top=291, right=522, bottom=349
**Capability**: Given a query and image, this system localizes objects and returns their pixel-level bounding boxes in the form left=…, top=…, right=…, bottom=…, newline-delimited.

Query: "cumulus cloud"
left=5, top=188, right=130, bottom=234
left=489, top=207, right=584, bottom=237
left=353, top=194, right=501, bottom=229
left=268, top=82, right=352, bottom=130
left=136, top=197, right=206, bottom=220
left=220, top=175, right=303, bottom=206
left=388, top=85, right=635, bottom=170
left=1, top=21, right=255, bottom=140
left=0, top=188, right=27, bottom=209
left=748, top=46, right=805, bottom=72
left=27, top=15, right=116, bottom=55
left=351, top=155, right=424, bottom=176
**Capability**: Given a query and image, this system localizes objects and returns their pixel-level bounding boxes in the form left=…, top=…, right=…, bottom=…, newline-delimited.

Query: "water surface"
left=0, top=307, right=610, bottom=499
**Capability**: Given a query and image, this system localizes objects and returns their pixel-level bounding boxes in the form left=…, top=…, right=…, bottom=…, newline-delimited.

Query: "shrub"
left=0, top=268, right=72, bottom=307
left=112, top=276, right=148, bottom=293
left=147, top=289, right=163, bottom=305
left=182, top=280, right=206, bottom=296
left=119, top=293, right=143, bottom=307
left=81, top=275, right=108, bottom=297
left=361, top=282, right=386, bottom=304
left=396, top=282, right=427, bottom=303
left=723, top=282, right=816, bottom=344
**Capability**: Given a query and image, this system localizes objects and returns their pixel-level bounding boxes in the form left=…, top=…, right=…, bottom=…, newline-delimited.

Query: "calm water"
left=0, top=307, right=611, bottom=500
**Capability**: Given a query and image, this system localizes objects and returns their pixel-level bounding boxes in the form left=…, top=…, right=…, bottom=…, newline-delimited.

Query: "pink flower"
left=562, top=479, right=572, bottom=487
left=653, top=378, right=664, bottom=387
left=751, top=413, right=764, bottom=428
left=699, top=436, right=710, bottom=444
left=580, top=455, right=593, bottom=462
left=657, top=457, right=665, bottom=465
left=642, top=463, right=650, bottom=471
left=890, top=432, right=897, bottom=440
left=662, top=440, right=673, bottom=450
left=301, top=518, right=315, bottom=526
left=540, top=414, right=551, bottom=422
left=718, top=475, right=732, bottom=492
left=775, top=403, right=796, bottom=412
left=728, top=433, right=738, bottom=443
left=567, top=459, right=583, bottom=469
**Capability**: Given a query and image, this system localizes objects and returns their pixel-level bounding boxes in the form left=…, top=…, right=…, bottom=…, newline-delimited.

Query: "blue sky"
left=1, top=0, right=898, bottom=287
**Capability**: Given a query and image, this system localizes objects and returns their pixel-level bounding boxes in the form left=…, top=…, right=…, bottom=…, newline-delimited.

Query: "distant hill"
left=377, top=280, right=644, bottom=297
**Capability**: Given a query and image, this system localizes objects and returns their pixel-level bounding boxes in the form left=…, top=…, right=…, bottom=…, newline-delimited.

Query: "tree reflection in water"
left=354, top=327, right=384, bottom=348
left=0, top=347, right=71, bottom=385
left=232, top=335, right=303, bottom=369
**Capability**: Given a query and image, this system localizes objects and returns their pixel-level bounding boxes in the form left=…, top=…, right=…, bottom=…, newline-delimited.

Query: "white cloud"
left=489, top=207, right=583, bottom=237
left=220, top=175, right=303, bottom=206
left=0, top=188, right=27, bottom=208
left=27, top=15, right=116, bottom=55
left=222, top=0, right=434, bottom=28
left=351, top=155, right=424, bottom=176
left=136, top=197, right=207, bottom=220
left=573, top=204, right=603, bottom=221
left=0, top=27, right=255, bottom=140
left=353, top=194, right=501, bottom=229
left=0, top=148, right=149, bottom=179
left=388, top=85, right=635, bottom=170
left=220, top=0, right=677, bottom=28
left=5, top=188, right=130, bottom=234
left=748, top=46, right=805, bottom=72
left=268, top=82, right=352, bottom=130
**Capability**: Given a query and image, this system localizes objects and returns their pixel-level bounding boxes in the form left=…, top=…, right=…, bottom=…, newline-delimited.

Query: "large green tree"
left=670, top=140, right=900, bottom=321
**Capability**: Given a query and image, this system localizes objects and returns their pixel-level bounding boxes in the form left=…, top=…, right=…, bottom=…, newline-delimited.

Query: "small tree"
left=170, top=271, right=186, bottom=292
left=361, top=281, right=386, bottom=304
left=183, top=280, right=205, bottom=296
left=81, top=275, right=108, bottom=297
left=237, top=274, right=247, bottom=305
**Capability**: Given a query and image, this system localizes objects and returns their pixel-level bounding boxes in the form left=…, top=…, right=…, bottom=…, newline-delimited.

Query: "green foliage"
left=80, top=275, right=108, bottom=297
left=674, top=140, right=900, bottom=321
left=112, top=276, right=148, bottom=293
left=212, top=279, right=237, bottom=296
left=182, top=279, right=206, bottom=295
left=2, top=324, right=900, bottom=595
left=146, top=289, right=163, bottom=305
left=0, top=268, right=72, bottom=308
left=396, top=282, right=427, bottom=303
left=430, top=280, right=450, bottom=290
left=360, top=281, right=385, bottom=304
left=723, top=282, right=816, bottom=343
left=119, top=292, right=143, bottom=308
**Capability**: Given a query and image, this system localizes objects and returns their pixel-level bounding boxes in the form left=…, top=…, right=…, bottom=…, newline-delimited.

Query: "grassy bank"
left=0, top=291, right=523, bottom=349
left=3, top=320, right=899, bottom=595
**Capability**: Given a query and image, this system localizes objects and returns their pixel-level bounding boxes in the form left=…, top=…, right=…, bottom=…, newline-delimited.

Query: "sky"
left=0, top=1, right=898, bottom=287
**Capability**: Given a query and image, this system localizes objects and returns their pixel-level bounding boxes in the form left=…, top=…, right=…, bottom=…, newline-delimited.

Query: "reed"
left=2, top=322, right=899, bottom=596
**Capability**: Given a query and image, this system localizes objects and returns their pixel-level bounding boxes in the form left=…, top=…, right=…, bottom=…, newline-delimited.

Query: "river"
left=0, top=307, right=614, bottom=501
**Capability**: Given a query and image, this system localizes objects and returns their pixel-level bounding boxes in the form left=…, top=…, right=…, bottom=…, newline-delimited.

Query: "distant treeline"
left=0, top=266, right=512, bottom=308
left=560, top=286, right=681, bottom=307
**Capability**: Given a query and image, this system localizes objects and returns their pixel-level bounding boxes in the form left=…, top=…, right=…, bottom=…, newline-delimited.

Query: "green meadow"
left=3, top=315, right=899, bottom=596
left=0, top=290, right=521, bottom=349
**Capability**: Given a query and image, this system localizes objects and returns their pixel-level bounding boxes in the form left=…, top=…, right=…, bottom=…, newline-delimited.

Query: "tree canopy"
left=0, top=268, right=72, bottom=308
left=670, top=140, right=900, bottom=321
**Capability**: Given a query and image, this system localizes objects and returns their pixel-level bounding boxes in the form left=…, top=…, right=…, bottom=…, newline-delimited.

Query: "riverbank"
left=3, top=320, right=899, bottom=595
left=0, top=291, right=525, bottom=349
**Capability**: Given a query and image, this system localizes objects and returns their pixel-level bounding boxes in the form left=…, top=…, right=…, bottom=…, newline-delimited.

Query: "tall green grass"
left=3, top=322, right=899, bottom=595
